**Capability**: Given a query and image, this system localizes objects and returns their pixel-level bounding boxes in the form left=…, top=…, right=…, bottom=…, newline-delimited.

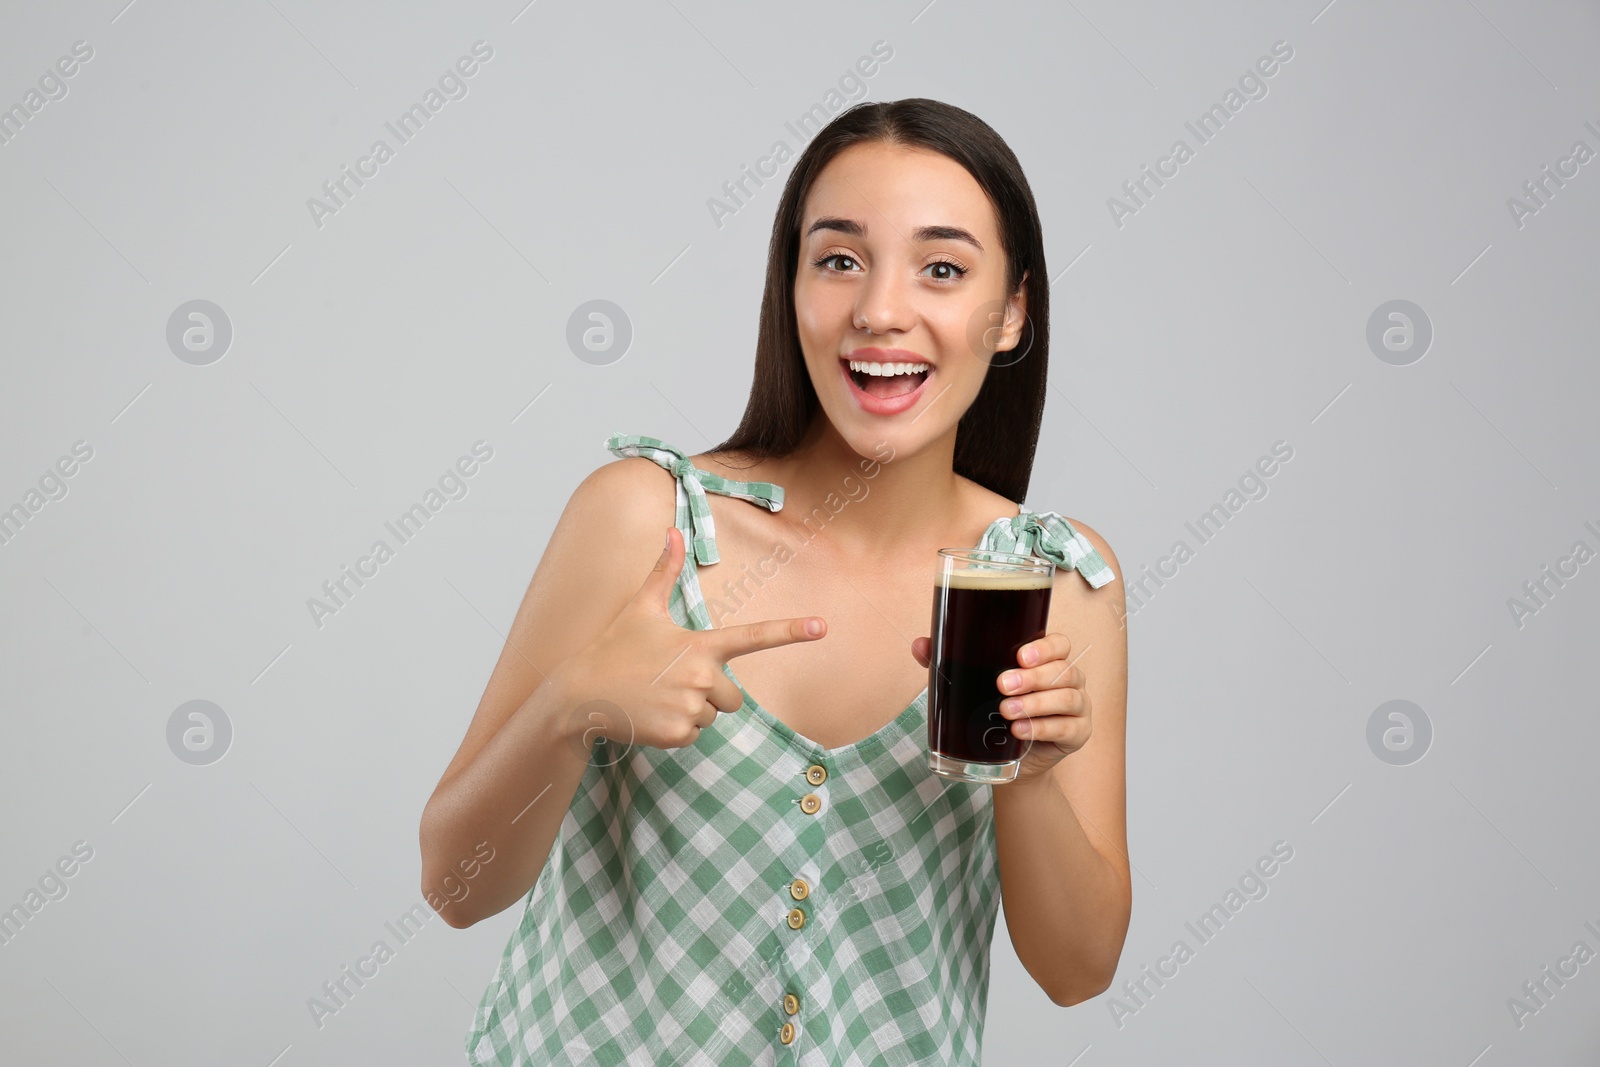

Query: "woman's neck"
left=762, top=416, right=966, bottom=557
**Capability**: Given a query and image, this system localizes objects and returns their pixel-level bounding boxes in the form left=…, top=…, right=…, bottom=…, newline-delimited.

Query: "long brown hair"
left=709, top=97, right=1050, bottom=505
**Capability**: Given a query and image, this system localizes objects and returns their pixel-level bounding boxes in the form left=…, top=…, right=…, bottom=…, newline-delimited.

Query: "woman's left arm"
left=989, top=520, right=1131, bottom=1006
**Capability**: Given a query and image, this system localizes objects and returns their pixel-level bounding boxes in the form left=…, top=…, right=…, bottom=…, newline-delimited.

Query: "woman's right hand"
left=551, top=526, right=826, bottom=751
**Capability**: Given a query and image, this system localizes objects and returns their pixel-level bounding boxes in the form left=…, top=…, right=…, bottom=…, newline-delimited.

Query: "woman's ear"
left=995, top=271, right=1029, bottom=354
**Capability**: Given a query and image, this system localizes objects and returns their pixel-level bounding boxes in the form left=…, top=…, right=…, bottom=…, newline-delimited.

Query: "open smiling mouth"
left=841, top=358, right=934, bottom=407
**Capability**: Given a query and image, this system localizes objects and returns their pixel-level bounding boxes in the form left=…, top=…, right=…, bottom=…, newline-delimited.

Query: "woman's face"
left=793, top=139, right=1028, bottom=459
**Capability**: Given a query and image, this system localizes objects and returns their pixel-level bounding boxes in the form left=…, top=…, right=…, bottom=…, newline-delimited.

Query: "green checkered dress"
left=465, top=433, right=1116, bottom=1066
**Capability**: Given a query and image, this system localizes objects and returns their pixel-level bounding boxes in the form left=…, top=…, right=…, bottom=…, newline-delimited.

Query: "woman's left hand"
left=911, top=631, right=1090, bottom=786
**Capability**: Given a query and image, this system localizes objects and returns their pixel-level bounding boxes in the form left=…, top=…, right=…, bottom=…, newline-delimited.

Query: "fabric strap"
left=978, top=506, right=1117, bottom=589
left=605, top=433, right=784, bottom=566
left=607, top=433, right=1114, bottom=589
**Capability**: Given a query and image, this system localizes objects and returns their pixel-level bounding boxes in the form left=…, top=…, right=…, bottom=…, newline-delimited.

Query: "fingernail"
left=805, top=619, right=822, bottom=636
left=664, top=528, right=671, bottom=550
left=1022, top=647, right=1037, bottom=665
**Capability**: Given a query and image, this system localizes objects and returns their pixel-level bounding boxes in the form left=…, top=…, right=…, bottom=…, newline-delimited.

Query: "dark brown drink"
left=928, top=566, right=1052, bottom=777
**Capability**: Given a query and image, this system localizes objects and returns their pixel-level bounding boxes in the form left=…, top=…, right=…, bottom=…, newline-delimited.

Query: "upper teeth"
left=848, top=360, right=929, bottom=377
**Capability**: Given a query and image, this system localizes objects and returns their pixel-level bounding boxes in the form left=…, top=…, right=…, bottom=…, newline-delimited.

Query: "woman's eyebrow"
left=803, top=216, right=984, bottom=252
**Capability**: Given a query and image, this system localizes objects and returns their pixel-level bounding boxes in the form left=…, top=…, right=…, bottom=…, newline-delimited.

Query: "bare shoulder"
left=1058, top=516, right=1122, bottom=599
left=1046, top=514, right=1126, bottom=675
left=584, top=449, right=681, bottom=501
left=534, top=451, right=685, bottom=647
left=562, top=452, right=684, bottom=577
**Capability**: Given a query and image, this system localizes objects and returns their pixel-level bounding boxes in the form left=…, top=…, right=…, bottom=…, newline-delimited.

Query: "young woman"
left=421, top=97, right=1131, bottom=1066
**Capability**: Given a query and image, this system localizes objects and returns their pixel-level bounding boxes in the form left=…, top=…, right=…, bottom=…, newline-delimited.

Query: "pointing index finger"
left=707, top=616, right=825, bottom=662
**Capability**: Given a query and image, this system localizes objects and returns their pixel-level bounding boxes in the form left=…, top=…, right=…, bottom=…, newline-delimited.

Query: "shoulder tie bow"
left=976, top=506, right=1117, bottom=588
left=605, top=433, right=784, bottom=566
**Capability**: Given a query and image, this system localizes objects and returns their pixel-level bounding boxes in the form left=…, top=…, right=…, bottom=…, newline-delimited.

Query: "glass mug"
left=926, top=548, right=1054, bottom=784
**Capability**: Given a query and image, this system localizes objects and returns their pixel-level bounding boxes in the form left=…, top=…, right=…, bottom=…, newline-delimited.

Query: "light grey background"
left=2, top=0, right=1597, bottom=1064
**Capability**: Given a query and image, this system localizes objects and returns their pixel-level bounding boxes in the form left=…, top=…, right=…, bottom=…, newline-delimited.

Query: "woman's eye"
left=813, top=254, right=967, bottom=280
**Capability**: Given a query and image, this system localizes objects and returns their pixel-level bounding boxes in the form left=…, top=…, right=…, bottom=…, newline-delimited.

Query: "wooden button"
left=799, top=793, right=822, bottom=815
left=786, top=907, right=806, bottom=929
left=783, top=992, right=800, bottom=1015
left=789, top=878, right=809, bottom=901
left=780, top=1021, right=795, bottom=1044
left=805, top=764, right=827, bottom=785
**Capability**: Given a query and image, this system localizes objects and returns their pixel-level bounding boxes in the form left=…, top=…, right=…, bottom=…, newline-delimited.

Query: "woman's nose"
left=853, top=271, right=915, bottom=334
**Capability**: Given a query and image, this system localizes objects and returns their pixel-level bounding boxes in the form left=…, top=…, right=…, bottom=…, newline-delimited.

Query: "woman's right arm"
left=417, top=458, right=672, bottom=929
